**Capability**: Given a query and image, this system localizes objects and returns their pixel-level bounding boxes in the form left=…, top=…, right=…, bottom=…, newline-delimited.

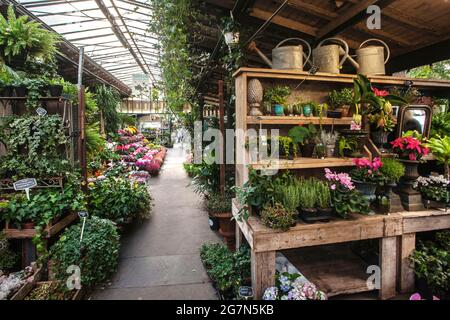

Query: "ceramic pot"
left=353, top=180, right=377, bottom=197
left=326, top=144, right=335, bottom=157
left=302, top=104, right=312, bottom=117
left=213, top=212, right=236, bottom=251
left=274, top=104, right=284, bottom=116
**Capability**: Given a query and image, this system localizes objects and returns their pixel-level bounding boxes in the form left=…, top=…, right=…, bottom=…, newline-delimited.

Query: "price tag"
left=36, top=107, right=47, bottom=116
left=13, top=178, right=37, bottom=200
left=78, top=211, right=89, bottom=243
left=238, top=286, right=253, bottom=300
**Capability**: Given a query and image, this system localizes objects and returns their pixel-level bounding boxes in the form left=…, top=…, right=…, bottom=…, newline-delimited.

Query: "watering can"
left=248, top=38, right=312, bottom=70
left=312, top=38, right=349, bottom=74
left=347, top=39, right=390, bottom=75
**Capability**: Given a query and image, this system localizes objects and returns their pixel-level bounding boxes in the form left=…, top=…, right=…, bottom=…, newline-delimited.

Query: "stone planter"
left=353, top=180, right=377, bottom=203
left=371, top=130, right=390, bottom=153
left=398, top=159, right=420, bottom=194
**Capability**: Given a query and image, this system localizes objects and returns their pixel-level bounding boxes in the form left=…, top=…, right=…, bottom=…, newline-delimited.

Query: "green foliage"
left=0, top=5, right=59, bottom=64
left=315, top=180, right=331, bottom=209
left=332, top=188, right=370, bottom=218
left=118, top=113, right=137, bottom=128
left=96, top=84, right=121, bottom=135
left=380, top=158, right=405, bottom=185
left=85, top=122, right=105, bottom=158
left=276, top=136, right=297, bottom=157
left=200, top=243, right=250, bottom=294
left=426, top=136, right=450, bottom=168
left=410, top=231, right=450, bottom=293
left=260, top=202, right=296, bottom=231
left=88, top=177, right=153, bottom=223
left=191, top=161, right=234, bottom=197
left=0, top=115, right=70, bottom=178
left=264, top=86, right=291, bottom=105
left=298, top=179, right=317, bottom=209
left=288, top=124, right=317, bottom=145
left=3, top=180, right=86, bottom=228
left=0, top=232, right=17, bottom=271
left=329, top=88, right=353, bottom=107
left=431, top=112, right=450, bottom=138
left=275, top=183, right=301, bottom=213
left=49, top=217, right=120, bottom=288
left=206, top=194, right=232, bottom=213
left=408, top=59, right=450, bottom=80
left=337, top=136, right=357, bottom=157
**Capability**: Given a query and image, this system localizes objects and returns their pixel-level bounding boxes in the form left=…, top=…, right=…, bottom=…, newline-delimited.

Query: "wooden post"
left=251, top=251, right=276, bottom=299
left=379, top=236, right=398, bottom=299
left=399, top=233, right=416, bottom=293
left=218, top=80, right=225, bottom=196
left=78, top=86, right=87, bottom=183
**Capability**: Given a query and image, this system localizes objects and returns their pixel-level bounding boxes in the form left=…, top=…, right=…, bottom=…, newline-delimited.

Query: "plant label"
left=238, top=286, right=253, bottom=299
left=36, top=107, right=47, bottom=116
left=13, top=178, right=37, bottom=200
left=78, top=211, right=89, bottom=219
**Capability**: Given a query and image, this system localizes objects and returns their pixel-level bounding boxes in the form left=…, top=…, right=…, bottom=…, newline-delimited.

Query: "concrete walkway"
left=91, top=146, right=221, bottom=300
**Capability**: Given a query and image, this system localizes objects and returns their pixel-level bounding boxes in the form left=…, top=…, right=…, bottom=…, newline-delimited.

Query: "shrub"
left=88, top=177, right=153, bottom=223
left=380, top=158, right=405, bottom=185
left=0, top=232, right=17, bottom=271
left=49, top=217, right=120, bottom=288
left=261, top=202, right=296, bottom=231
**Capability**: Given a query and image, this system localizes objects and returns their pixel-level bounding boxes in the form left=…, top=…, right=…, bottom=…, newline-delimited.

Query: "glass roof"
left=17, top=0, right=161, bottom=89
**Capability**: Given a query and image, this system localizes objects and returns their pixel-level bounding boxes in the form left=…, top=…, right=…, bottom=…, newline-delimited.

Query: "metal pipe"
left=77, top=47, right=85, bottom=89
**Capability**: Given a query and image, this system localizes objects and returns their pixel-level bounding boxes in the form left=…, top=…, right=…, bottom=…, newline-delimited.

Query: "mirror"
left=397, top=105, right=432, bottom=138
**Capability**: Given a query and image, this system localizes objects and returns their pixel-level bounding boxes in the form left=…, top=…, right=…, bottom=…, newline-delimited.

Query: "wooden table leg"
left=399, top=233, right=416, bottom=293
left=379, top=236, right=397, bottom=300
left=251, top=251, right=276, bottom=299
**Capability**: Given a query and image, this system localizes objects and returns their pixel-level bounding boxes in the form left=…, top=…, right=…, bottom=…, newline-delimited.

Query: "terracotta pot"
left=213, top=212, right=236, bottom=251
left=337, top=105, right=350, bottom=117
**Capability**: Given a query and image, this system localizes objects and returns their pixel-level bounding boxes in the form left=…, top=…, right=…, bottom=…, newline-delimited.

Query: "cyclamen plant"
left=413, top=175, right=449, bottom=203
left=324, top=168, right=354, bottom=191
left=350, top=157, right=383, bottom=184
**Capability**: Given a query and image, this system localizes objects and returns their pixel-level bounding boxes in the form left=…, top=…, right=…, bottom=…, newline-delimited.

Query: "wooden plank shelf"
left=3, top=212, right=79, bottom=239
left=233, top=68, right=450, bottom=90
left=251, top=157, right=356, bottom=170
left=247, top=116, right=353, bottom=125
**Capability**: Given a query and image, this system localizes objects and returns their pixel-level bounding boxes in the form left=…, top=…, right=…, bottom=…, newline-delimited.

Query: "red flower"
left=409, top=153, right=417, bottom=161
left=372, top=87, right=389, bottom=97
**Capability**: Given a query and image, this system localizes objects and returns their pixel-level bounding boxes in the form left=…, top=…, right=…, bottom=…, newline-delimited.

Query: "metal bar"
left=49, top=18, right=108, bottom=28
left=67, top=33, right=116, bottom=42
left=59, top=26, right=112, bottom=36
left=78, top=47, right=85, bottom=88
left=218, top=80, right=225, bottom=196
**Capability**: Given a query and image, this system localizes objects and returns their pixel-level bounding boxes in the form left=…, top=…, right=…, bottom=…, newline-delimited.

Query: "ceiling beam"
left=316, top=0, right=397, bottom=41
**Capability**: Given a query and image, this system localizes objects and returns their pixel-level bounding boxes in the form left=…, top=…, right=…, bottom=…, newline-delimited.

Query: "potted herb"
left=261, top=202, right=296, bottom=231
left=298, top=179, right=317, bottom=222
left=391, top=131, right=429, bottom=194
left=288, top=124, right=317, bottom=157
left=324, top=168, right=370, bottom=218
left=264, top=86, right=290, bottom=116
left=276, top=136, right=297, bottom=159
left=329, top=88, right=353, bottom=117
left=315, top=180, right=332, bottom=219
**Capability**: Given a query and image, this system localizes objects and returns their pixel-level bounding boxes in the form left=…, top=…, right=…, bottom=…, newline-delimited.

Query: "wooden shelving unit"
left=247, top=116, right=353, bottom=125
left=251, top=157, right=356, bottom=170
left=233, top=67, right=450, bottom=300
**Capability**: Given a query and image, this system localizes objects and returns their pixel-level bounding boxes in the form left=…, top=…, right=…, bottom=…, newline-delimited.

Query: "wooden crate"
left=9, top=265, right=43, bottom=300
left=24, top=281, right=85, bottom=300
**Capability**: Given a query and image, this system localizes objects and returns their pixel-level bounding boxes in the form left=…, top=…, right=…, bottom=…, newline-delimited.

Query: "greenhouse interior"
left=1, top=0, right=450, bottom=306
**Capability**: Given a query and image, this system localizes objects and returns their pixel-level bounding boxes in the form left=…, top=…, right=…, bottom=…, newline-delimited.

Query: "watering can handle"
left=276, top=38, right=312, bottom=68
left=359, top=38, right=391, bottom=63
left=316, top=38, right=349, bottom=67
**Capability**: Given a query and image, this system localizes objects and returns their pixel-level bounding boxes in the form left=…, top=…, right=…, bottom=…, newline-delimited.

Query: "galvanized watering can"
left=312, top=38, right=349, bottom=74
left=347, top=39, right=390, bottom=75
left=249, top=38, right=312, bottom=70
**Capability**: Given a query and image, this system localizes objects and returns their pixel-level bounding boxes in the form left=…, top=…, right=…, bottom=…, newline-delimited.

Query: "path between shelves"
left=90, top=145, right=221, bottom=300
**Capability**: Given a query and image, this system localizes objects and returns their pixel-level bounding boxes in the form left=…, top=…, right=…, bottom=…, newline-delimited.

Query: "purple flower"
left=262, top=287, right=278, bottom=300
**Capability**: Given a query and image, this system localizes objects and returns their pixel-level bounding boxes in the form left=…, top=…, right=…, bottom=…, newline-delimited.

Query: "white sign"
left=13, top=178, right=37, bottom=200
left=36, top=107, right=47, bottom=116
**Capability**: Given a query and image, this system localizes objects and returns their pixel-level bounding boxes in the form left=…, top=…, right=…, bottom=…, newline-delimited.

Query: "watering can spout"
left=248, top=41, right=273, bottom=68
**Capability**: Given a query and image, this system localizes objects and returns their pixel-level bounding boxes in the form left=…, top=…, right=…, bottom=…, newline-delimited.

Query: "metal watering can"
left=312, top=38, right=349, bottom=74
left=347, top=39, right=390, bottom=75
left=249, top=38, right=312, bottom=70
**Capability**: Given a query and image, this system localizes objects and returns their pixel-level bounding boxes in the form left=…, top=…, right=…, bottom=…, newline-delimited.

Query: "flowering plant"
left=413, top=175, right=449, bottom=203
left=350, top=157, right=383, bottom=184
left=262, top=272, right=327, bottom=301
left=391, top=134, right=429, bottom=161
left=324, top=168, right=370, bottom=218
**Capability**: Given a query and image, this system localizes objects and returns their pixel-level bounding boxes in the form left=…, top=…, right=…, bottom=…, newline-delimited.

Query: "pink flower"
left=409, top=153, right=417, bottom=161
left=350, top=121, right=361, bottom=131
left=372, top=157, right=382, bottom=170
left=330, top=184, right=336, bottom=190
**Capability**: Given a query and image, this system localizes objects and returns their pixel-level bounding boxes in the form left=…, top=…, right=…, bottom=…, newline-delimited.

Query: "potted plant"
left=324, top=168, right=370, bottom=218
left=276, top=136, right=297, bottom=159
left=301, top=101, right=314, bottom=117
left=260, top=202, right=296, bottom=231
left=321, top=131, right=339, bottom=158
left=221, top=16, right=240, bottom=47
left=0, top=5, right=60, bottom=67
left=414, top=175, right=449, bottom=208
left=264, top=86, right=290, bottom=116
left=298, top=179, right=317, bottom=223
left=315, top=180, right=333, bottom=220
left=288, top=123, right=317, bottom=157
left=206, top=194, right=235, bottom=250
left=391, top=131, right=429, bottom=194
left=350, top=157, right=383, bottom=202
left=425, top=135, right=450, bottom=180
left=329, top=88, right=353, bottom=117
left=47, top=77, right=64, bottom=97
left=377, top=158, right=405, bottom=213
